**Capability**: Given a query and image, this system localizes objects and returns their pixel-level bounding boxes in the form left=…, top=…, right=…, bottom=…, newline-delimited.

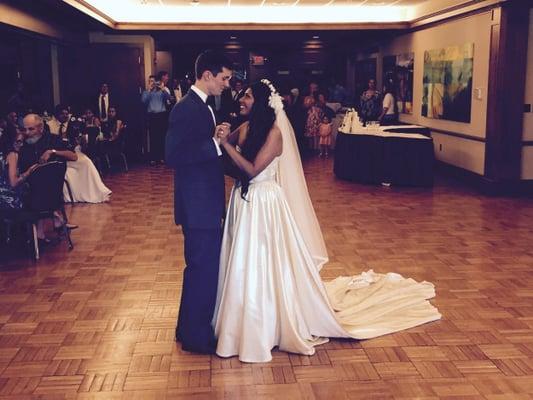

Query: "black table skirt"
left=333, top=132, right=434, bottom=187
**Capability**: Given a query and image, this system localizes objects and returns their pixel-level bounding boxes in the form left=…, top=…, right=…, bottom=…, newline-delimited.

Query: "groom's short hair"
left=195, top=50, right=232, bottom=80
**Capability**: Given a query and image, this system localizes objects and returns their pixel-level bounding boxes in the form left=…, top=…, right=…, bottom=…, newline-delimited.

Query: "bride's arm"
left=227, top=121, right=247, bottom=145
left=221, top=126, right=282, bottom=179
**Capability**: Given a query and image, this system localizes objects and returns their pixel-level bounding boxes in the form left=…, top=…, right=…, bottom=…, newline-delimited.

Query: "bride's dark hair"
left=239, top=81, right=276, bottom=198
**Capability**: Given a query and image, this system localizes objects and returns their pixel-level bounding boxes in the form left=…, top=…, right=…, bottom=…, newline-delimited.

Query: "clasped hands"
left=215, top=123, right=231, bottom=145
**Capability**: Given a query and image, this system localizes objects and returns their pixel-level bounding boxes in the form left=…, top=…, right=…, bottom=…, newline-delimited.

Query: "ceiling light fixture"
left=71, top=1, right=409, bottom=23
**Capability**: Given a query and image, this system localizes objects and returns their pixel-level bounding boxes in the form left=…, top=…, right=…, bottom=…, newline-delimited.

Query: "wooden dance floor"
left=1, top=157, right=533, bottom=399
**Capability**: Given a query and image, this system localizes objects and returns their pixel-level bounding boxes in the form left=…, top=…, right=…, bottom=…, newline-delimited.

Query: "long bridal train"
left=213, top=156, right=440, bottom=363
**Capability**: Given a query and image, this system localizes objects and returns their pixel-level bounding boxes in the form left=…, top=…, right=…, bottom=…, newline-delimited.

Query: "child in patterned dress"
left=318, top=114, right=332, bottom=158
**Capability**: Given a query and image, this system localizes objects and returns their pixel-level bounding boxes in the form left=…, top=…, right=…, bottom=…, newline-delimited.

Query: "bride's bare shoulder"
left=267, top=124, right=282, bottom=155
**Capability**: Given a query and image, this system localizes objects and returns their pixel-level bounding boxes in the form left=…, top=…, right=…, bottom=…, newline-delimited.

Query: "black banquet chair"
left=0, top=161, right=74, bottom=260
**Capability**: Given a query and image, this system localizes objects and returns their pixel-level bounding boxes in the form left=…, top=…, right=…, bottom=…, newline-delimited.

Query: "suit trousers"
left=176, top=226, right=222, bottom=353
left=148, top=112, right=168, bottom=161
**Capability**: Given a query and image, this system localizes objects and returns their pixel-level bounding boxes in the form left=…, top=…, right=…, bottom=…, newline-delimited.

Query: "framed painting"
left=422, top=43, right=474, bottom=122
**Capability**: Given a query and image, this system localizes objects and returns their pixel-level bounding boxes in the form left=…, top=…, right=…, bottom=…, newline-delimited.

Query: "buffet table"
left=333, top=129, right=434, bottom=187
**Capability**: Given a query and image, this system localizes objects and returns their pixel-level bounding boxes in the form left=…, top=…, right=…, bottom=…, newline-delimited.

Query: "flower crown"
left=260, top=78, right=284, bottom=114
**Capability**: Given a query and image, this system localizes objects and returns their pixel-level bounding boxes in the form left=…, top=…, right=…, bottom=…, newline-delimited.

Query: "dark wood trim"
left=409, top=0, right=504, bottom=29
left=484, top=2, right=530, bottom=181
left=435, top=160, right=533, bottom=196
left=428, top=128, right=486, bottom=143
left=61, top=0, right=116, bottom=28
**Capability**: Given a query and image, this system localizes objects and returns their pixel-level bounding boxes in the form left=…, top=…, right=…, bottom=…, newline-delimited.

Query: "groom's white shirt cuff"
left=190, top=85, right=222, bottom=156
left=212, top=137, right=222, bottom=156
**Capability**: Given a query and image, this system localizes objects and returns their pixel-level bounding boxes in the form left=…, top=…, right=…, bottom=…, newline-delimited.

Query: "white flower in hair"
left=261, top=79, right=284, bottom=114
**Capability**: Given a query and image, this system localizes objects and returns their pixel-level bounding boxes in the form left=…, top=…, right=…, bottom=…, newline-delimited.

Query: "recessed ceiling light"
left=312, top=35, right=320, bottom=39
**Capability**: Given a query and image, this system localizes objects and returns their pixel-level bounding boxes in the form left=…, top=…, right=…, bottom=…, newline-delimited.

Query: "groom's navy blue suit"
left=165, top=89, right=225, bottom=353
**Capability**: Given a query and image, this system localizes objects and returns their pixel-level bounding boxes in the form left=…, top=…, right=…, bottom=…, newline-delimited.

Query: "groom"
left=165, top=50, right=232, bottom=353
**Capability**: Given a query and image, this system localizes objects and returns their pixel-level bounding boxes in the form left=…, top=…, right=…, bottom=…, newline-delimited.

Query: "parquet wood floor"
left=1, top=157, right=533, bottom=399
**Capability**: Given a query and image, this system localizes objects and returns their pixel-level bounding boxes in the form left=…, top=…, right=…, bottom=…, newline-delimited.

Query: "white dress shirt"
left=48, top=117, right=68, bottom=136
left=98, top=93, right=109, bottom=121
left=190, top=85, right=222, bottom=156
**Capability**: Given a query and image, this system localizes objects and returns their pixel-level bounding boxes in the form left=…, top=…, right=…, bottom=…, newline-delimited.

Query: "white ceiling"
left=62, top=0, right=491, bottom=26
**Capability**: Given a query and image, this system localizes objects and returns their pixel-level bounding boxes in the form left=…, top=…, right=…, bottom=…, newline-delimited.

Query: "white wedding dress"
left=63, top=149, right=112, bottom=203
left=213, top=108, right=441, bottom=363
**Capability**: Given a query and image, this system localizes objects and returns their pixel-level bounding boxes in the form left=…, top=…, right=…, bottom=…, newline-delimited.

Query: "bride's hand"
left=216, top=123, right=231, bottom=144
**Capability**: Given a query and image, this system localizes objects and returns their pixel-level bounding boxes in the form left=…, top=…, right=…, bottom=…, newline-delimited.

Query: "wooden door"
left=61, top=44, right=145, bottom=160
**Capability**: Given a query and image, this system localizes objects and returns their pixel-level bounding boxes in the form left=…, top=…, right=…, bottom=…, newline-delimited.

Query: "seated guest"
left=100, top=105, right=123, bottom=142
left=47, top=104, right=70, bottom=139
left=379, top=84, right=398, bottom=126
left=63, top=115, right=112, bottom=204
left=19, top=113, right=77, bottom=173
left=81, top=107, right=101, bottom=157
left=0, top=133, right=35, bottom=210
left=19, top=114, right=78, bottom=234
left=0, top=111, right=19, bottom=153
left=99, top=106, right=126, bottom=169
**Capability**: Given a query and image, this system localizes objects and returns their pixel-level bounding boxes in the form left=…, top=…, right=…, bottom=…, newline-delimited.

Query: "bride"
left=213, top=80, right=441, bottom=363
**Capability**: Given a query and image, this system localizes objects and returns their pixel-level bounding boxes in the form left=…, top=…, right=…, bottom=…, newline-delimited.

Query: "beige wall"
left=380, top=11, right=492, bottom=175
left=0, top=3, right=67, bottom=40
left=521, top=9, right=533, bottom=180
left=155, top=51, right=173, bottom=77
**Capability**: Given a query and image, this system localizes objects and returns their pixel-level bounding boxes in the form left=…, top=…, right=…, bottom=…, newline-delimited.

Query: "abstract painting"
left=422, top=43, right=474, bottom=122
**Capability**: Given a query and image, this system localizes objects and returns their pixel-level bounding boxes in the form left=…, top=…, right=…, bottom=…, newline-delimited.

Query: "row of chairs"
left=86, top=125, right=129, bottom=177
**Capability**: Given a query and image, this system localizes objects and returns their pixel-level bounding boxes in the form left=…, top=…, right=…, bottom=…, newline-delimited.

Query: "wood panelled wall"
left=0, top=27, right=53, bottom=115
left=59, top=43, right=145, bottom=159
left=485, top=2, right=531, bottom=183
left=169, top=42, right=348, bottom=92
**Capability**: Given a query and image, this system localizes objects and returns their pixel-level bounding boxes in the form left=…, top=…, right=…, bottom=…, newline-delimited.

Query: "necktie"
left=59, top=123, right=65, bottom=137
left=100, top=95, right=107, bottom=120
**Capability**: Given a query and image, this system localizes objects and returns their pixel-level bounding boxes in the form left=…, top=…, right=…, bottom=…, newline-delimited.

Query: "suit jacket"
left=165, top=90, right=225, bottom=230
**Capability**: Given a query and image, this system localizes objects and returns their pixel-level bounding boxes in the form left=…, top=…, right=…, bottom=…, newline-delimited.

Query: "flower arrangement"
left=260, top=79, right=284, bottom=114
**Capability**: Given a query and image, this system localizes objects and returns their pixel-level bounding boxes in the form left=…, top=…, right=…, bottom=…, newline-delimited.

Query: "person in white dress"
left=63, top=115, right=111, bottom=203
left=213, top=80, right=441, bottom=363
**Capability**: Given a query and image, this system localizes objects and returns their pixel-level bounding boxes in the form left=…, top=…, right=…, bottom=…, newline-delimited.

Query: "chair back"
left=117, top=124, right=127, bottom=152
left=25, top=161, right=67, bottom=212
